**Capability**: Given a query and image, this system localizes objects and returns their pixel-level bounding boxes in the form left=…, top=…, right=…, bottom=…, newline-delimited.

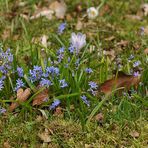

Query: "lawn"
left=0, top=0, right=148, bottom=147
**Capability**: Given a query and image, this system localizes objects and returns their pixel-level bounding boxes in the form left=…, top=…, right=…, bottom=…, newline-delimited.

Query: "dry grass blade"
left=9, top=88, right=31, bottom=112
left=100, top=72, right=140, bottom=95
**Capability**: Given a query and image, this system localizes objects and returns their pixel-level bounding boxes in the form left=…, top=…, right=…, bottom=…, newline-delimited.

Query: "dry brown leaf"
left=144, top=26, right=148, bottom=35
left=38, top=129, right=51, bottom=143
left=9, top=88, right=31, bottom=112
left=49, top=0, right=67, bottom=19
left=32, top=89, right=49, bottom=106
left=30, top=9, right=54, bottom=20
left=116, top=40, right=129, bottom=47
left=144, top=48, right=148, bottom=54
left=100, top=72, right=140, bottom=95
left=75, top=19, right=83, bottom=30
left=130, top=131, right=140, bottom=138
left=141, top=3, right=148, bottom=16
left=66, top=13, right=73, bottom=21
left=125, top=15, right=142, bottom=21
left=103, top=50, right=116, bottom=61
left=3, top=141, right=11, bottom=148
left=41, top=35, right=48, bottom=48
left=54, top=107, right=63, bottom=117
left=99, top=4, right=110, bottom=16
left=95, top=113, right=104, bottom=122
left=75, top=3, right=83, bottom=13
left=1, top=29, right=11, bottom=40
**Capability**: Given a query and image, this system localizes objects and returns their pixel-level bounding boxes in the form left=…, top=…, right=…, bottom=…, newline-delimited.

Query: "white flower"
left=87, top=7, right=98, bottom=19
left=71, top=32, right=86, bottom=53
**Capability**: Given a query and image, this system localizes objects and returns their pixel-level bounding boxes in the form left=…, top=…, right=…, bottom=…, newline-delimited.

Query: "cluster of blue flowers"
left=0, top=23, right=99, bottom=112
left=88, top=81, right=98, bottom=96
left=0, top=48, right=13, bottom=91
left=0, top=48, right=13, bottom=75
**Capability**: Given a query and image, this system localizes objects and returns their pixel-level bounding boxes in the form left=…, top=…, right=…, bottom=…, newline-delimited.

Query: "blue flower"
left=89, top=88, right=97, bottom=96
left=17, top=67, right=24, bottom=77
left=0, top=107, right=6, bottom=114
left=59, top=79, right=68, bottom=88
left=81, top=95, right=90, bottom=107
left=29, top=65, right=43, bottom=82
left=49, top=99, right=61, bottom=110
left=133, top=61, right=141, bottom=67
left=68, top=45, right=75, bottom=54
left=0, top=48, right=13, bottom=74
left=40, top=78, right=53, bottom=87
left=57, top=53, right=64, bottom=63
left=75, top=58, right=80, bottom=67
left=58, top=23, right=66, bottom=34
left=57, top=47, right=65, bottom=55
left=15, top=79, right=25, bottom=91
left=68, top=57, right=71, bottom=63
left=133, top=71, right=140, bottom=77
left=0, top=80, right=4, bottom=91
left=44, top=66, right=59, bottom=77
left=88, top=81, right=98, bottom=89
left=85, top=68, right=93, bottom=74
left=128, top=54, right=134, bottom=60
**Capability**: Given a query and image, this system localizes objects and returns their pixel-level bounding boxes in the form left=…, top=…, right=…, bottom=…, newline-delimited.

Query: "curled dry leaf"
left=75, top=19, right=83, bottom=30
left=54, top=107, right=63, bottom=117
left=95, top=113, right=104, bottom=122
left=9, top=88, right=31, bottom=112
left=130, top=131, right=140, bottom=138
left=32, top=89, right=49, bottom=106
left=100, top=72, right=140, bottom=95
left=116, top=40, right=129, bottom=47
left=38, top=129, right=51, bottom=143
left=3, top=141, right=11, bottom=148
left=41, top=35, right=48, bottom=48
left=30, top=9, right=54, bottom=20
left=103, top=49, right=116, bottom=61
left=49, top=0, right=67, bottom=19
left=144, top=48, right=148, bottom=54
left=141, top=3, right=148, bottom=16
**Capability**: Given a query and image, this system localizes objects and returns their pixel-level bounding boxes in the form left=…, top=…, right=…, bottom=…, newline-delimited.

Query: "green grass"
left=0, top=0, right=148, bottom=147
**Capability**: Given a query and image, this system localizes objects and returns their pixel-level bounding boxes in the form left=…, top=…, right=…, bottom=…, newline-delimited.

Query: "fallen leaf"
left=116, top=40, right=129, bottom=47
left=3, top=141, right=11, bottom=148
left=75, top=19, right=83, bottom=30
left=38, top=129, right=51, bottom=143
left=1, top=29, right=11, bottom=40
left=49, top=0, right=67, bottom=19
left=66, top=13, right=73, bottom=21
left=103, top=49, right=116, bottom=61
left=99, top=4, right=110, bottom=16
left=144, top=48, right=148, bottom=54
left=75, top=3, right=83, bottom=13
left=30, top=9, right=54, bottom=20
left=32, top=89, right=49, bottom=106
left=144, top=26, right=148, bottom=35
left=9, top=88, right=31, bottom=112
left=41, top=35, right=48, bottom=48
left=141, top=3, right=148, bottom=16
left=38, top=109, right=48, bottom=119
left=130, top=131, right=140, bottom=138
left=54, top=107, right=63, bottom=117
left=100, top=72, right=140, bottom=95
left=95, top=113, right=104, bottom=122
left=125, top=15, right=142, bottom=21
